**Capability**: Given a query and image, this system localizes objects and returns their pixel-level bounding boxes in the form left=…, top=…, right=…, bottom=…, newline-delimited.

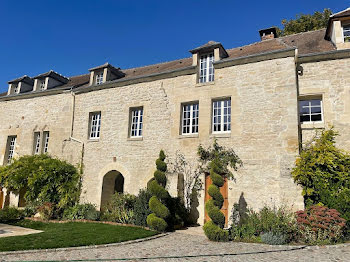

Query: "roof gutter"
left=74, top=65, right=196, bottom=94
left=298, top=49, right=350, bottom=63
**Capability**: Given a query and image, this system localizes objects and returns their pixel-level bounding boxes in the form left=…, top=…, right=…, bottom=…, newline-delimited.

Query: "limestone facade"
left=2, top=10, right=350, bottom=224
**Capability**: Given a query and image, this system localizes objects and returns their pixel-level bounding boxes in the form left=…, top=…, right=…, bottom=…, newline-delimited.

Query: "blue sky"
left=0, top=1, right=348, bottom=93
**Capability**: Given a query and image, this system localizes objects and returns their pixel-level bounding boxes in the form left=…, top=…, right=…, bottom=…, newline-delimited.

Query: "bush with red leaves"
left=296, top=205, right=346, bottom=244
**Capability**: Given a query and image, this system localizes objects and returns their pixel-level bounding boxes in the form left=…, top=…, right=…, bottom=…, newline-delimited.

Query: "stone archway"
left=100, top=171, right=124, bottom=208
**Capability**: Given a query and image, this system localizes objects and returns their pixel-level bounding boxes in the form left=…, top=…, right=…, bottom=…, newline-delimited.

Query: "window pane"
left=311, top=114, right=322, bottom=122
left=300, top=115, right=310, bottom=122
left=299, top=101, right=309, bottom=107
left=310, top=100, right=321, bottom=106
left=311, top=107, right=321, bottom=114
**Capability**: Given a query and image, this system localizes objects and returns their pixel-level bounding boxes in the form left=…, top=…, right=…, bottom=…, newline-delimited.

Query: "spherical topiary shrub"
left=147, top=150, right=170, bottom=232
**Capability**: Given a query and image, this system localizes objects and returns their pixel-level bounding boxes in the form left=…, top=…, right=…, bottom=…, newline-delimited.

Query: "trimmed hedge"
left=203, top=156, right=228, bottom=241
left=203, top=221, right=229, bottom=242
left=147, top=150, right=170, bottom=232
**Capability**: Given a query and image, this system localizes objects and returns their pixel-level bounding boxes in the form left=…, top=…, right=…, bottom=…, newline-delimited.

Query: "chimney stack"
left=259, top=27, right=278, bottom=41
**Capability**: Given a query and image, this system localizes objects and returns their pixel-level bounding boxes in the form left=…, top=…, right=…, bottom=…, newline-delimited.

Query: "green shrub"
left=146, top=213, right=167, bottom=232
left=100, top=193, right=136, bottom=224
left=38, top=202, right=54, bottom=220
left=147, top=180, right=169, bottom=200
left=0, top=207, right=23, bottom=222
left=296, top=205, right=346, bottom=244
left=147, top=150, right=170, bottom=232
left=0, top=155, right=81, bottom=217
left=292, top=129, right=350, bottom=232
left=149, top=196, right=170, bottom=219
left=205, top=199, right=225, bottom=227
left=261, top=231, right=288, bottom=245
left=23, top=200, right=41, bottom=217
left=204, top=155, right=227, bottom=240
left=207, top=185, right=224, bottom=207
left=165, top=197, right=191, bottom=228
left=203, top=221, right=229, bottom=242
left=63, top=203, right=100, bottom=221
left=229, top=206, right=296, bottom=243
left=133, top=189, right=152, bottom=227
left=198, top=140, right=242, bottom=242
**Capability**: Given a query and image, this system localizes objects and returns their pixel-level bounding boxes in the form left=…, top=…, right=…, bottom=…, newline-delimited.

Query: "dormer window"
left=89, top=63, right=125, bottom=86
left=199, top=53, right=214, bottom=83
left=96, top=73, right=104, bottom=85
left=189, top=41, right=228, bottom=84
left=33, top=71, right=68, bottom=92
left=343, top=24, right=350, bottom=42
left=39, top=80, right=46, bottom=91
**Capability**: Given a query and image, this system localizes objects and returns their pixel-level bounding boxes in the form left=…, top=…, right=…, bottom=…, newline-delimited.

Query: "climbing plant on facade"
left=198, top=140, right=242, bottom=241
left=147, top=150, right=170, bottom=232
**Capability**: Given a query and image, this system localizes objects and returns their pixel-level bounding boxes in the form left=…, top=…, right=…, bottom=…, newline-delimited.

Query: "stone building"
left=1, top=8, right=350, bottom=225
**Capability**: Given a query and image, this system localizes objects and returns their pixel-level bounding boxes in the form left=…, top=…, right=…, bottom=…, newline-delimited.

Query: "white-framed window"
left=6, top=136, right=16, bottom=164
left=40, top=80, right=46, bottom=91
left=13, top=84, right=19, bottom=94
left=299, top=99, right=323, bottom=123
left=96, top=73, right=104, bottom=85
left=212, top=98, right=231, bottom=133
left=130, top=107, right=143, bottom=137
left=199, top=53, right=214, bottom=83
left=89, top=112, right=101, bottom=139
left=182, top=102, right=199, bottom=135
left=343, top=24, right=350, bottom=42
left=33, top=132, right=41, bottom=155
left=43, top=131, right=50, bottom=153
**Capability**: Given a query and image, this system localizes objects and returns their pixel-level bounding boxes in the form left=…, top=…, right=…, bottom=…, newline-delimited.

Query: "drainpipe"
left=64, top=89, right=85, bottom=174
left=294, top=48, right=302, bottom=154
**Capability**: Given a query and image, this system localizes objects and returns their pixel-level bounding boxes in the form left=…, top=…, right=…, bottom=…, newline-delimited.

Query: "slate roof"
left=2, top=28, right=339, bottom=94
left=33, top=70, right=69, bottom=84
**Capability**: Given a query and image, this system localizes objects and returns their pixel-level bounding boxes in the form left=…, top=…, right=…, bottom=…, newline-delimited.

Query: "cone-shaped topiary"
left=147, top=150, right=170, bottom=232
left=203, top=156, right=228, bottom=239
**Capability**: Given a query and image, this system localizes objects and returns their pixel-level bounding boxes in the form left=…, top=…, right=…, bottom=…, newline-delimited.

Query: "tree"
left=167, top=151, right=202, bottom=211
left=0, top=155, right=81, bottom=215
left=198, top=140, right=242, bottom=241
left=278, top=9, right=332, bottom=36
left=292, top=129, right=350, bottom=229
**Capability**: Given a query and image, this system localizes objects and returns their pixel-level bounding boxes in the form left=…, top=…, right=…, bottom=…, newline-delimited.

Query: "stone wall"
left=0, top=93, right=82, bottom=205
left=0, top=56, right=305, bottom=224
left=298, top=57, right=350, bottom=150
left=73, top=56, right=304, bottom=224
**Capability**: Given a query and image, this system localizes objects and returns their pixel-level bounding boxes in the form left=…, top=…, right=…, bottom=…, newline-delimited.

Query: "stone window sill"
left=210, top=132, right=231, bottom=138
left=195, top=81, right=215, bottom=87
left=127, top=137, right=143, bottom=141
left=87, top=138, right=100, bottom=143
left=178, top=134, right=199, bottom=139
left=300, top=122, right=325, bottom=129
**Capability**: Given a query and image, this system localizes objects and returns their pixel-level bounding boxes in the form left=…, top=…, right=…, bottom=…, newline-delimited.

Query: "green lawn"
left=0, top=220, right=157, bottom=252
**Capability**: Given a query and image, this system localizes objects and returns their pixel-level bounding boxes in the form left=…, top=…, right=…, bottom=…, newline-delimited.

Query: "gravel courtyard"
left=1, top=228, right=349, bottom=262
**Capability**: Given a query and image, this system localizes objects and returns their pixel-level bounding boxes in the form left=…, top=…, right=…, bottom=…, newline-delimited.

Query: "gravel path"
left=1, top=229, right=349, bottom=261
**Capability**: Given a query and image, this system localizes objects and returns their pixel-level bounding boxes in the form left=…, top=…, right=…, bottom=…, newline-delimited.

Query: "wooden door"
left=0, top=187, right=3, bottom=209
left=204, top=175, right=228, bottom=227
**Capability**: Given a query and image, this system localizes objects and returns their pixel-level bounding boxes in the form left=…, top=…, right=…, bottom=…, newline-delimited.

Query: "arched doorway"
left=101, top=171, right=124, bottom=208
